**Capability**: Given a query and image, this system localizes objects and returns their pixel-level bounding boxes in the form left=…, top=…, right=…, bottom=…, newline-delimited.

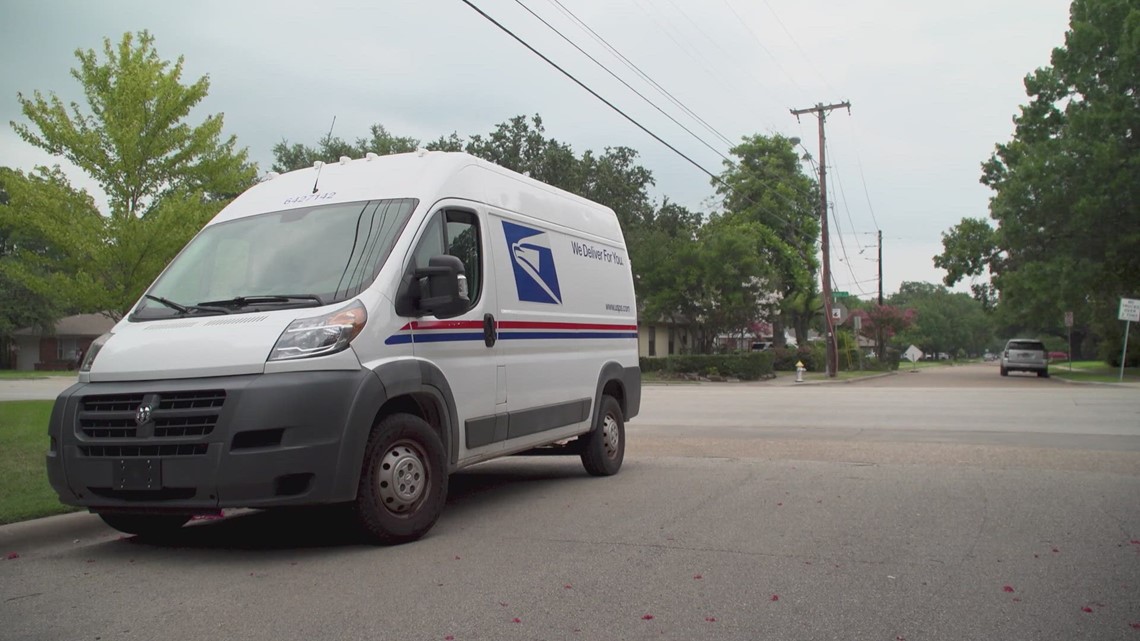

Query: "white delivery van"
left=46, top=151, right=640, bottom=544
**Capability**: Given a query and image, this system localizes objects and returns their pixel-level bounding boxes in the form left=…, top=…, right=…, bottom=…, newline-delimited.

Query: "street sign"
left=1119, top=298, right=1140, bottom=322
left=832, top=291, right=850, bottom=299
left=1064, top=311, right=1074, bottom=328
left=830, top=302, right=849, bottom=325
left=903, top=345, right=923, bottom=363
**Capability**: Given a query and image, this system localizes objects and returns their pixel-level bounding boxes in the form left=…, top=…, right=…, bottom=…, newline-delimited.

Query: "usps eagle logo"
left=502, top=221, right=562, bottom=305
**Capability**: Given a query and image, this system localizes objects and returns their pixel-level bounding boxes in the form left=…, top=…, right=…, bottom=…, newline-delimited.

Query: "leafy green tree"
left=0, top=167, right=102, bottom=336
left=891, top=282, right=991, bottom=358
left=934, top=0, right=1139, bottom=361
left=715, top=134, right=820, bottom=346
left=10, top=30, right=257, bottom=318
left=272, top=124, right=420, bottom=173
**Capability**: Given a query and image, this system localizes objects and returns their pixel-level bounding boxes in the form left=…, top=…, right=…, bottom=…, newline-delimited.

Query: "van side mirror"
left=413, top=255, right=469, bottom=319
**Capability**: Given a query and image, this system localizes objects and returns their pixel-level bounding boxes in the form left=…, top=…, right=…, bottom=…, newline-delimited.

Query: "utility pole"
left=877, top=229, right=884, bottom=361
left=791, top=100, right=851, bottom=378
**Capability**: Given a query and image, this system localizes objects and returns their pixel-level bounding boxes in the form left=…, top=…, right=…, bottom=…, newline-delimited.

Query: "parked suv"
left=1000, top=339, right=1049, bottom=377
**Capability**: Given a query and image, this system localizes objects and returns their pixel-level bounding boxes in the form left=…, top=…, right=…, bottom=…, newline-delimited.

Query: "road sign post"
left=1118, top=298, right=1139, bottom=382
left=1064, top=311, right=1073, bottom=371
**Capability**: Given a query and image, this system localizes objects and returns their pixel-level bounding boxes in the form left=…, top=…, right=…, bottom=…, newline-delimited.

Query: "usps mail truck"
left=46, top=151, right=641, bottom=544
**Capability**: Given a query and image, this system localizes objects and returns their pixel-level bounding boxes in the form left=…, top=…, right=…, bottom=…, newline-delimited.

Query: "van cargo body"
left=46, top=152, right=640, bottom=543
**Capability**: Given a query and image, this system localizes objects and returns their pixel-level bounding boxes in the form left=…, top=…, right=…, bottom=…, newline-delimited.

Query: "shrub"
left=639, top=352, right=774, bottom=380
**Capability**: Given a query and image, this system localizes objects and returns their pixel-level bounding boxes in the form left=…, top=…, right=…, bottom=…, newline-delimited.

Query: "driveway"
left=0, top=377, right=76, bottom=402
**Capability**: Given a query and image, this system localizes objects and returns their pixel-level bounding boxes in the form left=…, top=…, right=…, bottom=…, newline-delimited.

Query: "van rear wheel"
left=355, top=413, right=448, bottom=545
left=581, top=395, right=625, bottom=477
left=98, top=513, right=191, bottom=538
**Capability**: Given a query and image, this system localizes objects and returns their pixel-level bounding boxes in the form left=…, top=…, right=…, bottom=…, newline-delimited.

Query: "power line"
left=757, top=0, right=842, bottom=97
left=718, top=0, right=809, bottom=100
left=513, top=0, right=732, bottom=162
left=545, top=0, right=735, bottom=147
left=458, top=0, right=720, bottom=183
left=848, top=122, right=882, bottom=231
left=459, top=0, right=817, bottom=242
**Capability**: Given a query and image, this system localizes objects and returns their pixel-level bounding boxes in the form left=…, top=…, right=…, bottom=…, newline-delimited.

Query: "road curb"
left=0, top=511, right=113, bottom=556
left=788, top=371, right=897, bottom=386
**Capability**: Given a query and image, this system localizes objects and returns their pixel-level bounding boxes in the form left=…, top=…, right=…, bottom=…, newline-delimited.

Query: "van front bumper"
left=46, top=370, right=383, bottom=512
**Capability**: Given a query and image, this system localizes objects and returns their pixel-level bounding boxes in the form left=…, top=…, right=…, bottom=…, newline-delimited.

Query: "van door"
left=402, top=204, right=505, bottom=461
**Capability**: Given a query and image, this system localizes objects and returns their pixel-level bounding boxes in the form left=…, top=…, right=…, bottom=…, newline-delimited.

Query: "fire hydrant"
left=795, top=360, right=805, bottom=383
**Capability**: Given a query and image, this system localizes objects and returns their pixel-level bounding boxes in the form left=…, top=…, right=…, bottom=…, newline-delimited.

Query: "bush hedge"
left=640, top=352, right=774, bottom=380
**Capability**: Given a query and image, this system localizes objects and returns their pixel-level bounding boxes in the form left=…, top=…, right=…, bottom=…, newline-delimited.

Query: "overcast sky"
left=1, top=0, right=1072, bottom=298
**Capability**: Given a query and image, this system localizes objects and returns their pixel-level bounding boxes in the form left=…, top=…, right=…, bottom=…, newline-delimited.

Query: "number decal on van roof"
left=502, top=221, right=563, bottom=305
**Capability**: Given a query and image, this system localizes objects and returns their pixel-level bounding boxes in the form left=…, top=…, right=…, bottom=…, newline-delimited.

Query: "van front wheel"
left=581, top=395, right=625, bottom=477
left=355, top=413, right=448, bottom=545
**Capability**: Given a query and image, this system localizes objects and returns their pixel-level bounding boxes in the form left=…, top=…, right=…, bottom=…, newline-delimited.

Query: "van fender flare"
left=592, top=362, right=642, bottom=430
left=334, top=360, right=460, bottom=499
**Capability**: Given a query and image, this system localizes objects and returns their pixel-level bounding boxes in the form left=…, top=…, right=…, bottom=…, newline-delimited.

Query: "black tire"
left=581, top=395, right=625, bottom=477
left=1000, top=367, right=1009, bottom=377
left=1038, top=370, right=1049, bottom=378
left=98, top=513, right=191, bottom=537
left=354, top=413, right=447, bottom=545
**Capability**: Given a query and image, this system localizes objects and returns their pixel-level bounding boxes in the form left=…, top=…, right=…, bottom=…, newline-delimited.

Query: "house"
left=638, top=318, right=695, bottom=358
left=11, top=313, right=115, bottom=371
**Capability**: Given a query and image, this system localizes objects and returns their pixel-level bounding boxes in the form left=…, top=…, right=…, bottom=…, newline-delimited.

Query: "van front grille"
left=78, top=390, right=226, bottom=441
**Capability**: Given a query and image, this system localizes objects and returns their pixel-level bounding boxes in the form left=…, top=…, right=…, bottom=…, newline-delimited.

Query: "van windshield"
left=132, top=199, right=417, bottom=320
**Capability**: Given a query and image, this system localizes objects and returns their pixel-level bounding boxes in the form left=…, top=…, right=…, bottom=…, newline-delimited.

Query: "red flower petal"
left=1081, top=607, right=1093, bottom=613
left=1052, top=548, right=1060, bottom=553
left=499, top=602, right=508, bottom=607
left=705, top=617, right=717, bottom=623
left=776, top=502, right=783, bottom=507
left=1002, top=585, right=1015, bottom=593
left=641, top=614, right=654, bottom=620
left=4, top=552, right=18, bottom=560
left=512, top=618, right=521, bottom=623
left=445, top=636, right=455, bottom=640
left=770, top=594, right=779, bottom=602
left=564, top=584, right=572, bottom=589
left=1129, top=622, right=1140, bottom=629
left=693, top=574, right=702, bottom=580
left=1012, top=598, right=1021, bottom=603
left=1130, top=540, right=1140, bottom=545
left=897, top=636, right=906, bottom=641
left=454, top=555, right=461, bottom=560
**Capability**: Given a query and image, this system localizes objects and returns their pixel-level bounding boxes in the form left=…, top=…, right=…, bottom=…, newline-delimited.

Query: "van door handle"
left=484, top=314, right=497, bottom=348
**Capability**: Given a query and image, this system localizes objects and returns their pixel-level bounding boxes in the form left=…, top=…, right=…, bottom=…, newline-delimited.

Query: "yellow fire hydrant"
left=795, top=360, right=805, bottom=383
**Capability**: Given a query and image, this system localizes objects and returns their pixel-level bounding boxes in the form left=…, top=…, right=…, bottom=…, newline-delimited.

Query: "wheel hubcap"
left=377, top=442, right=428, bottom=514
left=602, top=415, right=620, bottom=459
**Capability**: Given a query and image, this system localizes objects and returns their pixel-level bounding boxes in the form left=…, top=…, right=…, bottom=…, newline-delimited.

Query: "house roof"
left=13, top=313, right=115, bottom=337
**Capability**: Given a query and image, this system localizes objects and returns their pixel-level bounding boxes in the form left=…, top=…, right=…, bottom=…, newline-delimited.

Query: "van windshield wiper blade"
left=144, top=294, right=230, bottom=315
left=197, top=294, right=326, bottom=308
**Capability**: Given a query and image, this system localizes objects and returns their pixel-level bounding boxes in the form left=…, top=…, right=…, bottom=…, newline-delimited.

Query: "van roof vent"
left=312, top=161, right=324, bottom=170
left=365, top=152, right=378, bottom=161
left=339, top=156, right=350, bottom=165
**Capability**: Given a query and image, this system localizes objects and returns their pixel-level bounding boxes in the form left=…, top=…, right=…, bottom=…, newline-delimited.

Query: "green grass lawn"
left=0, top=400, right=78, bottom=524
left=0, top=370, right=76, bottom=380
left=1049, top=360, right=1140, bottom=383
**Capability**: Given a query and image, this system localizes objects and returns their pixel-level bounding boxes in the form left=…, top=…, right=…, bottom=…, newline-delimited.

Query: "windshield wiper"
left=144, top=294, right=230, bottom=315
left=197, top=294, right=326, bottom=308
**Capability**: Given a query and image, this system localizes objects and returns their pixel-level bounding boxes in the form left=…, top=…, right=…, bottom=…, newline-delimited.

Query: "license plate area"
left=114, top=458, right=162, bottom=490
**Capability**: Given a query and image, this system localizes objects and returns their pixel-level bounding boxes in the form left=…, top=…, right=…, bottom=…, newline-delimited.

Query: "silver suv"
left=1000, top=339, right=1049, bottom=378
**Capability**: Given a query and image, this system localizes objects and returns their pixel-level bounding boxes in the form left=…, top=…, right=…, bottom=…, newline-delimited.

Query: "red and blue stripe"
left=384, top=320, right=638, bottom=345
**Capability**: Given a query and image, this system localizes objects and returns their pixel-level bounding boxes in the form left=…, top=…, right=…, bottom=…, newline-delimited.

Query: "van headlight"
left=268, top=301, right=367, bottom=361
left=80, top=332, right=113, bottom=372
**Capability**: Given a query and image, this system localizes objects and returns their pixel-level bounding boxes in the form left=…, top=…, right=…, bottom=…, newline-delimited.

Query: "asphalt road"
left=2, top=364, right=1138, bottom=641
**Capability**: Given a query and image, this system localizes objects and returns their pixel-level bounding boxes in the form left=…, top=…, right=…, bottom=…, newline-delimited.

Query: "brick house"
left=10, top=313, right=115, bottom=371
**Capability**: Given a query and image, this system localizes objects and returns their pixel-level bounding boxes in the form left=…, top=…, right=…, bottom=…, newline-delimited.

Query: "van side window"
left=409, top=209, right=482, bottom=313
left=445, top=211, right=481, bottom=305
left=412, top=214, right=445, bottom=269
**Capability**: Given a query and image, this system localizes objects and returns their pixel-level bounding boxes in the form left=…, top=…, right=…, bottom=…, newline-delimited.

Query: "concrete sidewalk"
left=0, top=377, right=76, bottom=401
